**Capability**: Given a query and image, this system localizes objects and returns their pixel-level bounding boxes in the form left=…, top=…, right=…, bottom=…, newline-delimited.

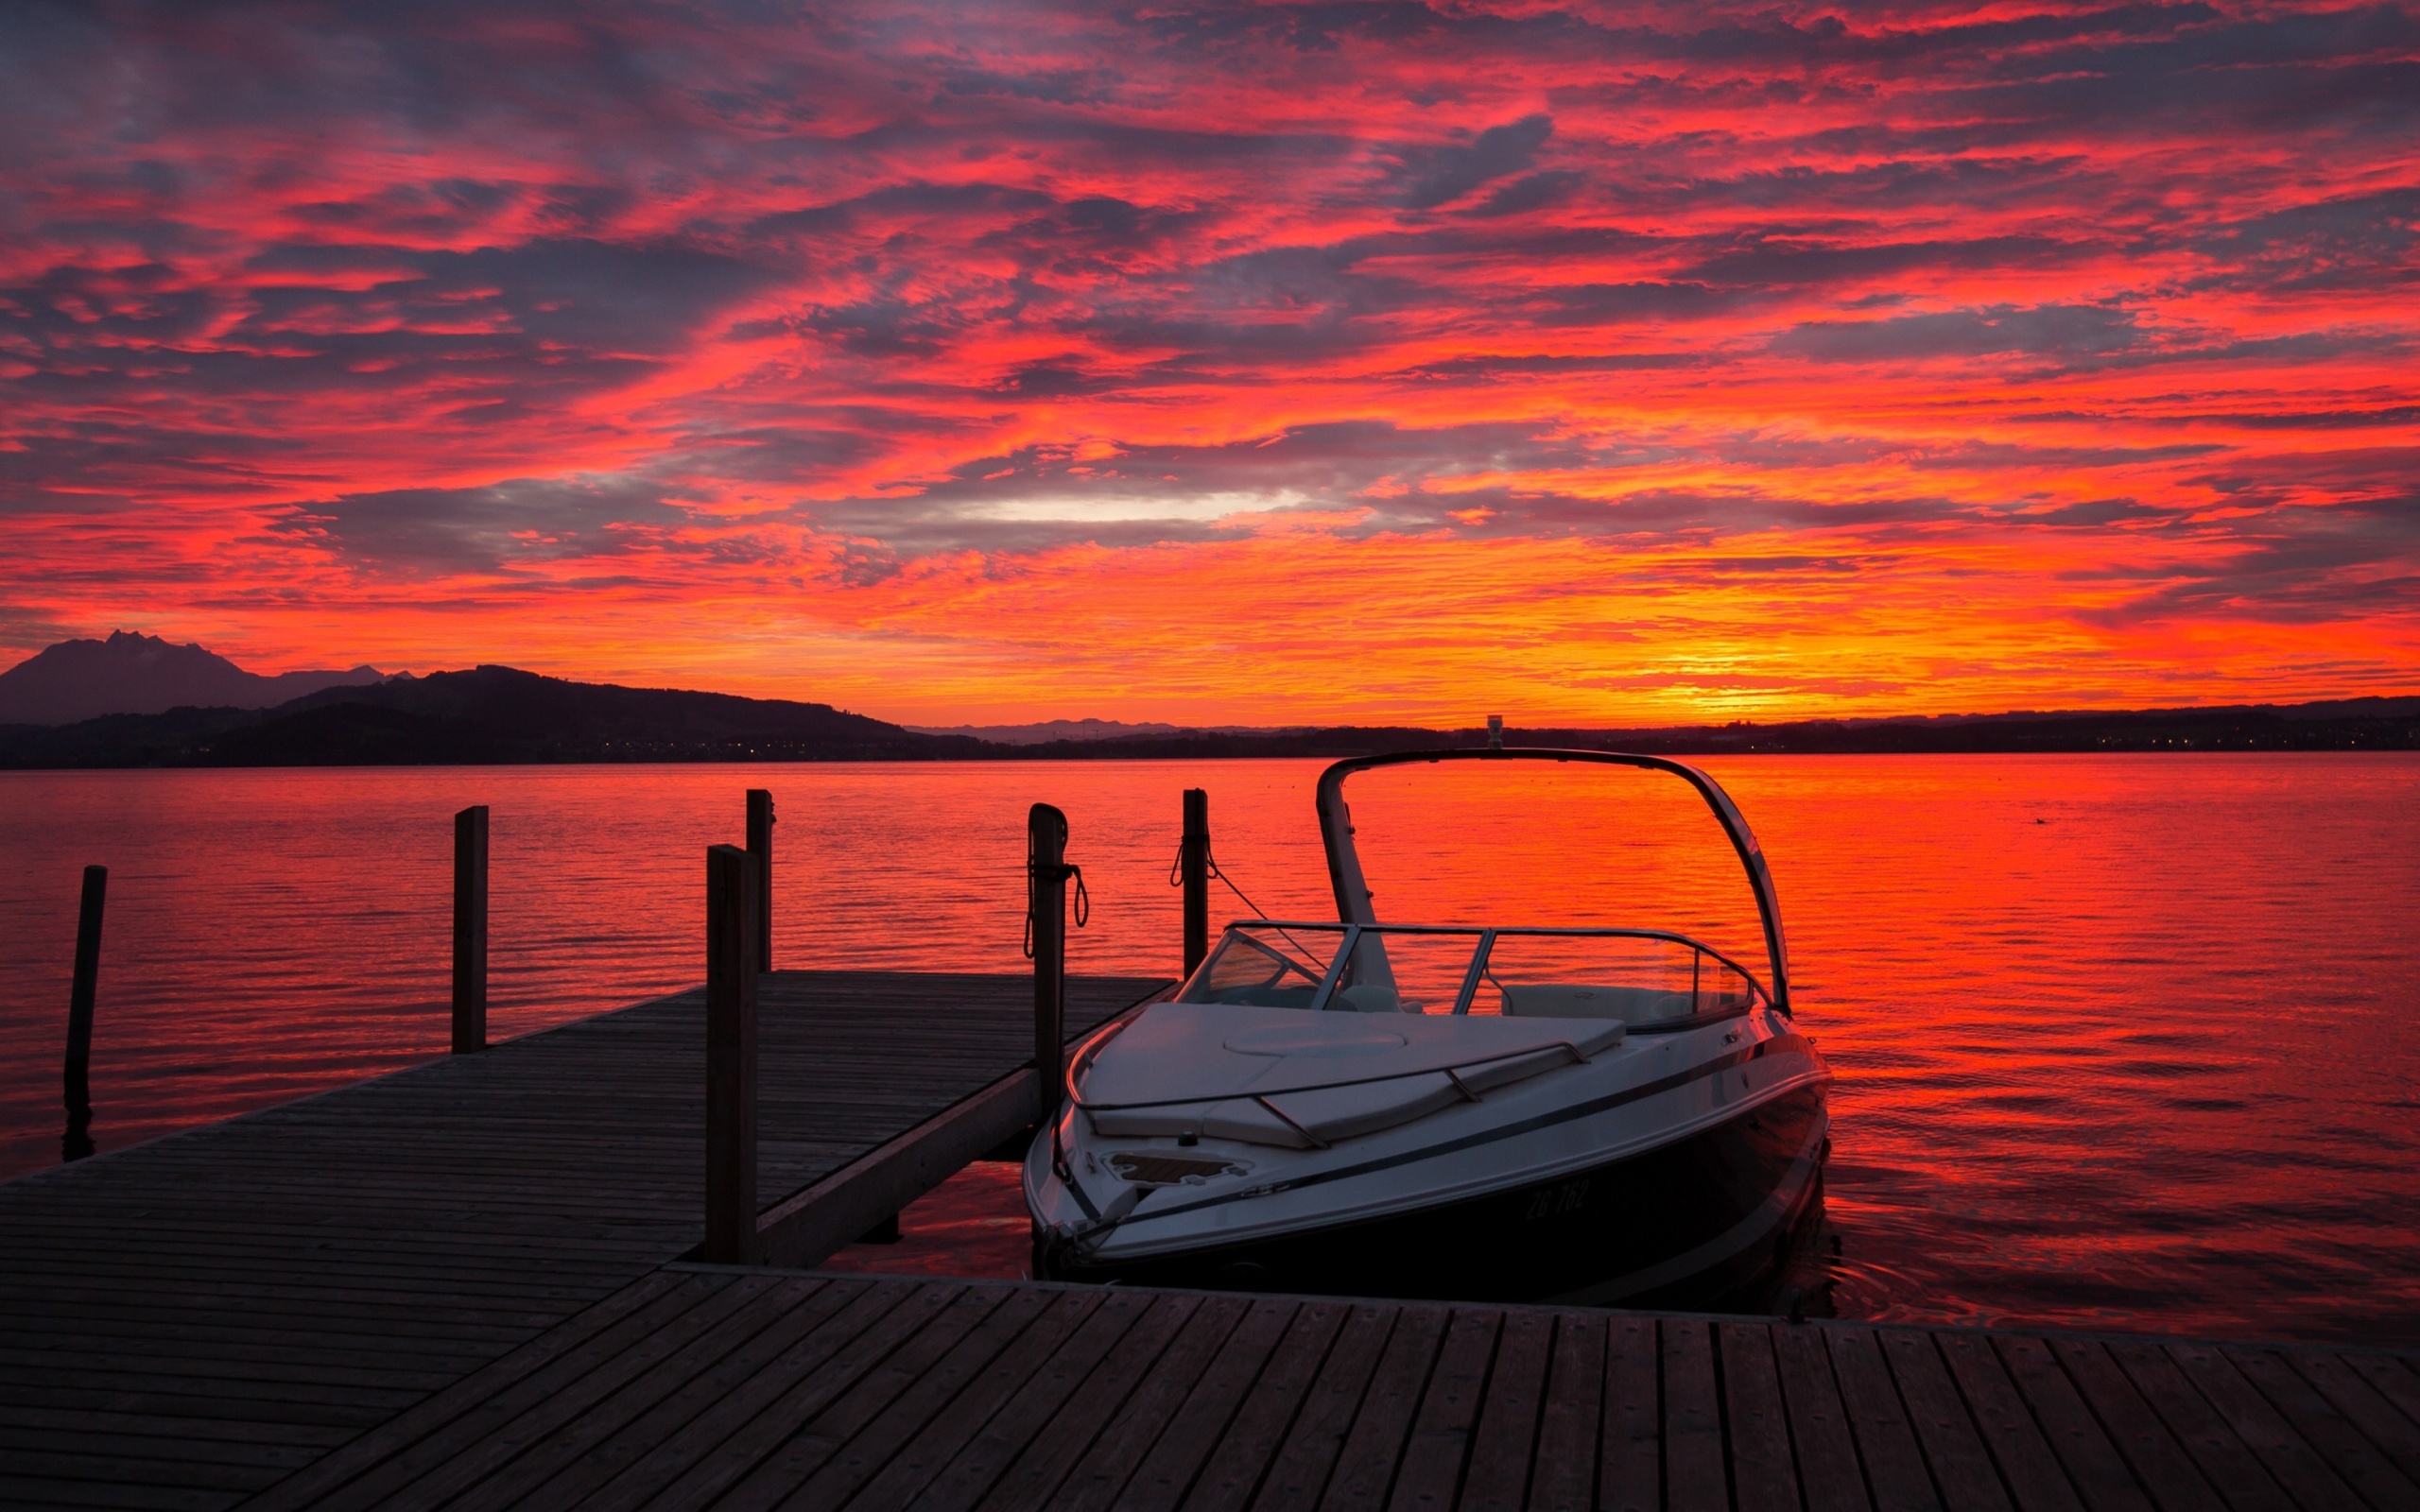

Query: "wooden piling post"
left=746, top=789, right=774, bottom=973
left=1182, top=787, right=1210, bottom=978
left=61, top=865, right=106, bottom=1162
left=452, top=806, right=489, bottom=1054
left=1028, top=804, right=1070, bottom=1126
left=703, top=843, right=761, bottom=1264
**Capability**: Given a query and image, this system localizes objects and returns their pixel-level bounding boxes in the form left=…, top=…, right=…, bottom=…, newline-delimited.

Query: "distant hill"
left=0, top=631, right=384, bottom=725
left=905, top=717, right=1284, bottom=745
left=0, top=665, right=982, bottom=766
left=985, top=698, right=2420, bottom=759
left=0, top=659, right=2411, bottom=768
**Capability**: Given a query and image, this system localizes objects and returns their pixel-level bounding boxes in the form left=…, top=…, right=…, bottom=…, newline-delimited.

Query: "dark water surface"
left=4, top=755, right=2415, bottom=1344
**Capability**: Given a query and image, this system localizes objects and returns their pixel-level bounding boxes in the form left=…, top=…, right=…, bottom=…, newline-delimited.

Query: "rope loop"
left=1167, top=838, right=1224, bottom=886
left=1023, top=853, right=1089, bottom=957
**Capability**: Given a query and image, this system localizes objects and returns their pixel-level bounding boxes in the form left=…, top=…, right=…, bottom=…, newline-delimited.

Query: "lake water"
left=3, top=754, right=2415, bottom=1345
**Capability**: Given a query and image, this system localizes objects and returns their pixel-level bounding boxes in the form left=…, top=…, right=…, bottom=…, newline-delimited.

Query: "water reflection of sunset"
left=3, top=5, right=2414, bottom=719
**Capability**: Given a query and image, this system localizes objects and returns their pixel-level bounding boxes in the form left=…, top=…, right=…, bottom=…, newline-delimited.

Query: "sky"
left=2, top=0, right=2415, bottom=726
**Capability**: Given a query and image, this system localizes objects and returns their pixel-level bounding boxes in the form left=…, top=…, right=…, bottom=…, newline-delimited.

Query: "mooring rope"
left=1023, top=853, right=1089, bottom=959
left=1167, top=839, right=1274, bottom=920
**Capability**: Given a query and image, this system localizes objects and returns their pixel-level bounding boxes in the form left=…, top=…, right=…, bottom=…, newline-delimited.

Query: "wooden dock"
left=0, top=969, right=1166, bottom=1510
left=216, top=1270, right=2420, bottom=1512
left=7, top=971, right=2419, bottom=1512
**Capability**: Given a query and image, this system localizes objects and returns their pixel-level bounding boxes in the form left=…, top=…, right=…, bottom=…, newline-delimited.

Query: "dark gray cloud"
left=2189, top=189, right=2420, bottom=294
left=275, top=475, right=692, bottom=574
left=1526, top=282, right=1745, bottom=326
left=1774, top=303, right=2147, bottom=364
left=400, top=239, right=781, bottom=353
left=2083, top=491, right=2420, bottom=625
left=1381, top=114, right=1553, bottom=209
left=1468, top=170, right=1585, bottom=217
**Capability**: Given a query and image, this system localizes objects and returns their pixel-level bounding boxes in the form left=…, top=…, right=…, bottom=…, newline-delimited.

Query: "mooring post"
left=1029, top=803, right=1070, bottom=1127
left=746, top=788, right=774, bottom=973
left=703, top=842, right=761, bottom=1264
left=452, top=805, right=489, bottom=1054
left=1182, top=787, right=1210, bottom=978
left=61, top=865, right=106, bottom=1162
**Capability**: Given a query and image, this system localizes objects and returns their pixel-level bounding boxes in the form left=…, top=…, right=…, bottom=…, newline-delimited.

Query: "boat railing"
left=1063, top=921, right=1770, bottom=1115
left=1175, top=921, right=1773, bottom=1021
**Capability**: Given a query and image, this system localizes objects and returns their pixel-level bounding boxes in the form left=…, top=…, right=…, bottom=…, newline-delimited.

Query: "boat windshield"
left=1174, top=922, right=1764, bottom=1023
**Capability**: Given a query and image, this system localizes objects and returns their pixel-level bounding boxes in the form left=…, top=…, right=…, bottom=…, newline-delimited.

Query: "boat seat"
left=1500, top=984, right=1694, bottom=1022
left=1336, top=984, right=1401, bottom=1013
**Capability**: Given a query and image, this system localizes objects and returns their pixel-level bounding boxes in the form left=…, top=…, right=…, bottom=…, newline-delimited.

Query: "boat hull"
left=1036, top=1081, right=1827, bottom=1308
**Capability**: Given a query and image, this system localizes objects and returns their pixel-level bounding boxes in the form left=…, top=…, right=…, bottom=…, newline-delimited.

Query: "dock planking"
left=0, top=970, right=1165, bottom=1511
left=213, top=1267, right=2420, bottom=1512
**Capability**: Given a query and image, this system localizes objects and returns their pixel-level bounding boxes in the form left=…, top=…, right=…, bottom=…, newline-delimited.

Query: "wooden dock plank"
left=1241, top=1302, right=1400, bottom=1512
left=515, top=1276, right=879, bottom=1512
left=2166, top=1345, right=2364, bottom=1512
left=774, top=1285, right=1063, bottom=1512
left=1883, top=1328, right=2016, bottom=1512
left=1936, top=1330, right=2084, bottom=1512
left=1455, top=1307, right=1551, bottom=1512
left=713, top=1284, right=1011, bottom=1512
left=574, top=1278, right=911, bottom=1512
left=1721, top=1321, right=1806, bottom=1512
left=1047, top=1295, right=1253, bottom=1512
left=1525, top=1314, right=1605, bottom=1512
left=441, top=1276, right=849, bottom=1512
left=968, top=1293, right=1205, bottom=1512
left=1830, top=1322, right=1944, bottom=1512
left=336, top=1271, right=781, bottom=1512
left=0, top=1470, right=245, bottom=1512
left=905, top=1289, right=1162, bottom=1512
left=234, top=1270, right=698, bottom=1512
left=2224, top=1349, right=2420, bottom=1512
left=1383, top=1307, right=1499, bottom=1512
left=1112, top=1297, right=1300, bottom=1512
left=0, top=1410, right=351, bottom=1454
left=1174, top=1298, right=1348, bottom=1512
left=1599, top=1314, right=1661, bottom=1512
left=1774, top=1323, right=1872, bottom=1512
left=2105, top=1340, right=2295, bottom=1512
left=2053, top=1338, right=2229, bottom=1512
left=2342, top=1360, right=2420, bottom=1440
left=1992, top=1334, right=2153, bottom=1512
left=1319, top=1301, right=1446, bottom=1512
left=2285, top=1353, right=2420, bottom=1486
left=845, top=1289, right=1107, bottom=1512
left=1665, top=1318, right=1729, bottom=1512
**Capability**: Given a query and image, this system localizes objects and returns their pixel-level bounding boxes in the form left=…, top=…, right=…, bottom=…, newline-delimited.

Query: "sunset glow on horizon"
left=3, top=1, right=2416, bottom=725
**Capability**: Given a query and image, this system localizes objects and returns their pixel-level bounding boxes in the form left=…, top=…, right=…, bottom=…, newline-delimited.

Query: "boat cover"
left=1080, top=1003, right=1626, bottom=1148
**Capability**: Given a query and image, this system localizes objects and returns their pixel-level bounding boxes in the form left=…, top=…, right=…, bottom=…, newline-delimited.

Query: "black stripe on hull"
left=1038, top=1083, right=1829, bottom=1308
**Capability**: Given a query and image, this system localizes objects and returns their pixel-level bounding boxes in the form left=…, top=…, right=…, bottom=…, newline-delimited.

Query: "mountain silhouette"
left=0, top=664, right=981, bottom=765
left=0, top=644, right=2412, bottom=766
left=0, top=631, right=385, bottom=726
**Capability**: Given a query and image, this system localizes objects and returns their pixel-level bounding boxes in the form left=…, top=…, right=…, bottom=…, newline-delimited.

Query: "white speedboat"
left=1025, top=745, right=1833, bottom=1306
